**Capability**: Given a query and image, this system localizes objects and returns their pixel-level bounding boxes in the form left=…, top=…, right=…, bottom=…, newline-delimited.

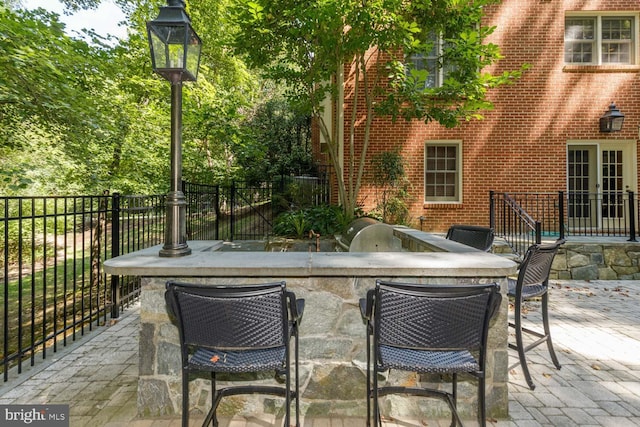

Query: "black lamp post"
left=599, top=102, right=625, bottom=133
left=147, top=0, right=201, bottom=257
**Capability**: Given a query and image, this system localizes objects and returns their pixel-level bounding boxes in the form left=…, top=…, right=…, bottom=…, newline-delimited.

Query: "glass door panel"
left=568, top=142, right=636, bottom=232
left=601, top=149, right=625, bottom=229
left=568, top=146, right=597, bottom=229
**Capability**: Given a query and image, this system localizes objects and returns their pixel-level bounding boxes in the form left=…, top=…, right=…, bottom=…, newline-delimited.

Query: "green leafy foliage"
left=273, top=205, right=346, bottom=238
left=0, top=1, right=272, bottom=195
left=0, top=6, right=129, bottom=194
left=232, top=0, right=527, bottom=219
left=2, top=0, right=524, bottom=208
left=0, top=6, right=103, bottom=134
left=369, top=148, right=412, bottom=225
left=239, top=95, right=313, bottom=183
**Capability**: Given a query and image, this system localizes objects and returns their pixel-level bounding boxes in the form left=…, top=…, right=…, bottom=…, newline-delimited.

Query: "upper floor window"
left=424, top=141, right=462, bottom=203
left=407, top=33, right=451, bottom=88
left=565, top=14, right=637, bottom=65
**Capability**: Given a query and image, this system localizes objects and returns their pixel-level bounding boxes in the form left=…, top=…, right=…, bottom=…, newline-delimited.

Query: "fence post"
left=215, top=184, right=220, bottom=240
left=2, top=197, right=8, bottom=381
left=535, top=221, right=542, bottom=245
left=558, top=191, right=565, bottom=240
left=110, top=192, right=121, bottom=319
left=182, top=180, right=190, bottom=240
left=628, top=191, right=637, bottom=242
left=230, top=181, right=235, bottom=242
left=502, top=192, right=508, bottom=239
left=489, top=190, right=495, bottom=230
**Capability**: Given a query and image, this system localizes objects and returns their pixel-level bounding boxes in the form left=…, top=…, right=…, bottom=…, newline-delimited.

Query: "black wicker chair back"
left=508, top=239, right=565, bottom=390
left=445, top=224, right=495, bottom=251
left=165, top=281, right=304, bottom=427
left=361, top=281, right=502, bottom=427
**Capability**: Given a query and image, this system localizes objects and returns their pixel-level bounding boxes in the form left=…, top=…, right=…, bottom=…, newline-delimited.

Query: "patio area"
left=1, top=279, right=638, bottom=427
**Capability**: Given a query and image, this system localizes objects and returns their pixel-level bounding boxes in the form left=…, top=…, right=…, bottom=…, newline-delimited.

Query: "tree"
left=370, top=148, right=411, bottom=225
left=0, top=0, right=263, bottom=194
left=232, top=0, right=525, bottom=219
left=240, top=94, right=313, bottom=181
left=0, top=5, right=125, bottom=193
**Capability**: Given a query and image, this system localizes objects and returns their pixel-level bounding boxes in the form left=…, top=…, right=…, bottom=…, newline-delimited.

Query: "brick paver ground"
left=1, top=280, right=638, bottom=427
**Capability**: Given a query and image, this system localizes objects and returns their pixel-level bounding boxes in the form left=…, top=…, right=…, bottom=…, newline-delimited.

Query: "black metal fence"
left=184, top=182, right=219, bottom=240
left=0, top=193, right=162, bottom=381
left=184, top=176, right=330, bottom=241
left=490, top=190, right=638, bottom=256
left=1, top=175, right=329, bottom=381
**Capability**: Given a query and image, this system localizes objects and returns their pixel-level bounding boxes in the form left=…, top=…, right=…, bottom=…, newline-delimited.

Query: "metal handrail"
left=490, top=192, right=542, bottom=257
left=490, top=190, right=638, bottom=257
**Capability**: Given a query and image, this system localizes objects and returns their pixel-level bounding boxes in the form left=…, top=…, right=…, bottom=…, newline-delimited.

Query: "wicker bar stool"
left=165, top=281, right=304, bottom=427
left=360, top=281, right=502, bottom=427
left=446, top=224, right=495, bottom=251
left=508, top=239, right=565, bottom=390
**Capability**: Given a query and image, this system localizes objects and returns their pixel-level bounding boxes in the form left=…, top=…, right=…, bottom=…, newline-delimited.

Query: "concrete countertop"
left=104, top=240, right=517, bottom=277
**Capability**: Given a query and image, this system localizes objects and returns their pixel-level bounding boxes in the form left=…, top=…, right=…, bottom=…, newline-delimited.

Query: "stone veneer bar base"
left=105, top=234, right=516, bottom=422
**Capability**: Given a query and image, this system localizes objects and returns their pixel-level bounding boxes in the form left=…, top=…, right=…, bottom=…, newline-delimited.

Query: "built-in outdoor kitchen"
left=104, top=226, right=516, bottom=421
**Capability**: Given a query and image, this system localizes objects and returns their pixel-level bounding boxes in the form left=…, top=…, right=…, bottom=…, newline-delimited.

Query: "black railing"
left=491, top=190, right=638, bottom=256
left=183, top=175, right=330, bottom=242
left=1, top=176, right=329, bottom=381
left=566, top=191, right=638, bottom=239
left=183, top=180, right=275, bottom=242
left=226, top=181, right=274, bottom=241
left=490, top=192, right=544, bottom=257
left=111, top=194, right=166, bottom=317
left=1, top=193, right=164, bottom=381
left=184, top=182, right=219, bottom=240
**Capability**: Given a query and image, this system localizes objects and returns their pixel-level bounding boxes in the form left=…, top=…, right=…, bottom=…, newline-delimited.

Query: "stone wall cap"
left=104, top=240, right=517, bottom=277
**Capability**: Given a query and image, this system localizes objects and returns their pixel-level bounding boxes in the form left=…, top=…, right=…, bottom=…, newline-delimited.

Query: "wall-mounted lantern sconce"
left=599, top=102, right=625, bottom=133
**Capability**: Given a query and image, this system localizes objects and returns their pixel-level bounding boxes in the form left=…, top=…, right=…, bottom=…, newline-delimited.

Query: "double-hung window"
left=424, top=141, right=462, bottom=203
left=407, top=33, right=450, bottom=88
left=565, top=14, right=637, bottom=65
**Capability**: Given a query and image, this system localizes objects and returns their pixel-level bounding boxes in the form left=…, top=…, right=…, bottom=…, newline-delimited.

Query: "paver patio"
left=1, top=280, right=638, bottom=427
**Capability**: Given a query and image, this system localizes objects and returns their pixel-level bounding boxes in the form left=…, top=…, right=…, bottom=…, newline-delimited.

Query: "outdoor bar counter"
left=104, top=230, right=517, bottom=421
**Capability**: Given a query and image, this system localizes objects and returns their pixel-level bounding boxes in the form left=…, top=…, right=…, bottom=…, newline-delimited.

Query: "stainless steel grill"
left=336, top=218, right=402, bottom=252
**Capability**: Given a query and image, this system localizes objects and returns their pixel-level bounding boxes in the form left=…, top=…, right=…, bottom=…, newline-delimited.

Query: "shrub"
left=272, top=205, right=346, bottom=238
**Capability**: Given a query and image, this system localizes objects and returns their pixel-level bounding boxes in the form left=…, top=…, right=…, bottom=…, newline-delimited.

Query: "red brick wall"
left=314, top=0, right=640, bottom=232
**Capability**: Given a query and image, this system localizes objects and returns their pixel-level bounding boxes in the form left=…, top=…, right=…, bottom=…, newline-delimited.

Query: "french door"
left=567, top=142, right=636, bottom=231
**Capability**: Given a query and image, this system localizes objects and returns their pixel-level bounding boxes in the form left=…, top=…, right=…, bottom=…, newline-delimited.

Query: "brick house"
left=312, top=0, right=640, bottom=234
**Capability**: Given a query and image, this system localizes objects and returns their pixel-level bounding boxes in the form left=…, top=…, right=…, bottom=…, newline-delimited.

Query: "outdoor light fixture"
left=599, top=102, right=625, bottom=133
left=147, top=0, right=202, bottom=257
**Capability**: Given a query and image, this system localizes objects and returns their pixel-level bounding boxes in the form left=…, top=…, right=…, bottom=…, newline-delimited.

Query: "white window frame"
left=565, top=12, right=639, bottom=65
left=424, top=140, right=463, bottom=204
left=407, top=33, right=448, bottom=88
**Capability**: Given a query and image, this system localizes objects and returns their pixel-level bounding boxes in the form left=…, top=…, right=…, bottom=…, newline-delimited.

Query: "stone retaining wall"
left=394, top=228, right=640, bottom=280
left=551, top=242, right=640, bottom=280
left=491, top=238, right=640, bottom=280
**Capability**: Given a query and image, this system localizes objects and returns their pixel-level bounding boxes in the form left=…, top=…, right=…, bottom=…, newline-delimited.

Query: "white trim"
left=424, top=140, right=463, bottom=204
left=565, top=12, right=639, bottom=65
left=566, top=140, right=638, bottom=193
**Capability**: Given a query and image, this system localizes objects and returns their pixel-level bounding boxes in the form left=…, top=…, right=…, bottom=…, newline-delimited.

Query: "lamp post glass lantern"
left=599, top=102, right=625, bottom=133
left=147, top=0, right=202, bottom=257
left=147, top=0, right=201, bottom=83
